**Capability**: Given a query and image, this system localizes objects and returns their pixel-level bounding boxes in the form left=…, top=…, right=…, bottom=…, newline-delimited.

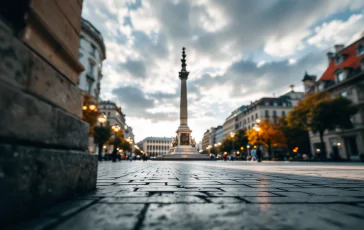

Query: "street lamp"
left=254, top=119, right=261, bottom=162
left=230, top=132, right=235, bottom=157
left=111, top=124, right=120, bottom=162
left=97, top=113, right=107, bottom=161
left=98, top=113, right=107, bottom=126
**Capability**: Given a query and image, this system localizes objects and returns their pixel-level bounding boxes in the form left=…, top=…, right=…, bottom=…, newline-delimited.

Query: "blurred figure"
left=257, top=148, right=262, bottom=162
left=251, top=149, right=257, bottom=161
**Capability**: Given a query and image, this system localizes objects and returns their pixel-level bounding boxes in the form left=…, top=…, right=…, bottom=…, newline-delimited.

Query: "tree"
left=107, top=129, right=125, bottom=149
left=310, top=96, right=358, bottom=160
left=93, top=126, right=112, bottom=161
left=246, top=120, right=286, bottom=159
left=278, top=117, right=311, bottom=156
left=220, top=129, right=248, bottom=156
left=81, top=94, right=101, bottom=136
left=287, top=92, right=329, bottom=130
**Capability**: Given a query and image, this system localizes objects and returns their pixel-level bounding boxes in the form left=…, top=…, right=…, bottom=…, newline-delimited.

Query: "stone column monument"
left=159, top=48, right=209, bottom=160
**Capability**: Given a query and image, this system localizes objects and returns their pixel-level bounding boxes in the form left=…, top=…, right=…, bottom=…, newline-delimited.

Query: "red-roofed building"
left=302, top=35, right=364, bottom=160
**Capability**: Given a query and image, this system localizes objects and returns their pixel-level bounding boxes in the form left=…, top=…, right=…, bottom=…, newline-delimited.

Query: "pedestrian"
left=251, top=148, right=257, bottom=161
left=257, top=148, right=262, bottom=162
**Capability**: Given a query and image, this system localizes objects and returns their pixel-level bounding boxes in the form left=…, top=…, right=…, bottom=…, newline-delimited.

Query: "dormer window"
left=357, top=44, right=364, bottom=56
left=318, top=84, right=324, bottom=91
left=337, top=71, right=345, bottom=82
left=335, top=55, right=343, bottom=65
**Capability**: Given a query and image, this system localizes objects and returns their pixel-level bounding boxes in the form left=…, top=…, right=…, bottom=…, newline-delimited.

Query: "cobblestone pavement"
left=12, top=161, right=364, bottom=230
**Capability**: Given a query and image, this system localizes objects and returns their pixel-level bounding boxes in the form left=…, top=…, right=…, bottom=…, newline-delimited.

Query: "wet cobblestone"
left=10, top=161, right=364, bottom=230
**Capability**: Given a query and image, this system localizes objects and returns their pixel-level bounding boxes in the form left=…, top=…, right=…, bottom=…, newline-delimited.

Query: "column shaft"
left=180, top=79, right=188, bottom=125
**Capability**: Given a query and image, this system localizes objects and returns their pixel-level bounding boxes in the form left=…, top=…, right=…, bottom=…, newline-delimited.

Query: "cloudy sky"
left=82, top=0, right=364, bottom=142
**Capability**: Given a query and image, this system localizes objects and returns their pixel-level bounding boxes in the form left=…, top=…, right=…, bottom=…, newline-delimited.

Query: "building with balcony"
left=78, top=18, right=106, bottom=101
left=303, top=35, right=364, bottom=160
left=137, top=137, right=172, bottom=157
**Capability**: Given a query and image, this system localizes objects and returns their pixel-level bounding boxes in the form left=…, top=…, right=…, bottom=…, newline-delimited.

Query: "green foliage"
left=93, top=126, right=112, bottom=145
left=287, top=92, right=329, bottom=130
left=220, top=129, right=248, bottom=154
left=278, top=117, right=311, bottom=155
left=310, top=96, right=358, bottom=159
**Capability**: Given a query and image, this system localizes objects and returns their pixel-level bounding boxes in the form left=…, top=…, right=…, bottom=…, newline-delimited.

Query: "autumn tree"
left=246, top=120, right=286, bottom=158
left=310, top=96, right=358, bottom=159
left=287, top=92, right=329, bottom=130
left=81, top=94, right=101, bottom=135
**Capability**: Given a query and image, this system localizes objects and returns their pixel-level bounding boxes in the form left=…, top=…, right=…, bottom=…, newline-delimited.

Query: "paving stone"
left=53, top=204, right=144, bottom=230
left=13, top=162, right=364, bottom=230
left=142, top=203, right=364, bottom=230
left=99, top=196, right=206, bottom=204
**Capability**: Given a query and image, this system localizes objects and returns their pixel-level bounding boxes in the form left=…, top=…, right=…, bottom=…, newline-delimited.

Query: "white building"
left=98, top=101, right=126, bottom=131
left=78, top=18, right=106, bottom=101
left=137, top=137, right=173, bottom=157
left=235, top=96, right=295, bottom=132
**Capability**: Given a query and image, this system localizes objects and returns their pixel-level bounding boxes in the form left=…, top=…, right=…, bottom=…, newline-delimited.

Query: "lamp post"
left=254, top=119, right=261, bottom=162
left=230, top=132, right=235, bottom=157
left=97, top=113, right=107, bottom=161
left=111, top=124, right=120, bottom=162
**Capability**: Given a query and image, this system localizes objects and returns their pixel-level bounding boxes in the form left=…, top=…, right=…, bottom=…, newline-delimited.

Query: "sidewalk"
left=10, top=161, right=364, bottom=230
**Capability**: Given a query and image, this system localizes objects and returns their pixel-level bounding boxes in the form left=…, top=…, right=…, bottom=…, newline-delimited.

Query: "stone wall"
left=0, top=0, right=97, bottom=226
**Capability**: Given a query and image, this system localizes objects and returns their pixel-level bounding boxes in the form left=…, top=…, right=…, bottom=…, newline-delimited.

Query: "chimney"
left=327, top=52, right=334, bottom=65
left=334, top=44, right=344, bottom=52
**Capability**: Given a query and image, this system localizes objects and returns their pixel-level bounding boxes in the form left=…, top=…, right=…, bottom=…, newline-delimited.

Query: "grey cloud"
left=120, top=59, right=147, bottom=79
left=112, top=85, right=180, bottom=123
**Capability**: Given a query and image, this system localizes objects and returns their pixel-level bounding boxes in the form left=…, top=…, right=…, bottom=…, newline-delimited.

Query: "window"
left=273, top=111, right=277, bottom=117
left=337, top=72, right=345, bottom=82
left=335, top=55, right=343, bottom=65
left=255, top=113, right=258, bottom=119
left=319, top=84, right=324, bottom=91
left=107, top=112, right=111, bottom=117
left=282, top=111, right=286, bottom=117
left=357, top=44, right=364, bottom=56
left=283, top=103, right=286, bottom=107
left=87, top=80, right=93, bottom=93
left=91, top=44, right=96, bottom=56
left=265, top=110, right=269, bottom=117
left=273, top=102, right=278, bottom=106
left=88, top=61, right=95, bottom=75
left=265, top=101, right=269, bottom=106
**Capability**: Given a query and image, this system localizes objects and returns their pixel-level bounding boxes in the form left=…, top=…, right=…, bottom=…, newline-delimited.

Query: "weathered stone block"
left=30, top=0, right=80, bottom=59
left=0, top=143, right=97, bottom=226
left=0, top=27, right=83, bottom=117
left=0, top=82, right=57, bottom=143
left=0, top=82, right=88, bottom=149
left=28, top=53, right=83, bottom=117
left=0, top=25, right=31, bottom=89
left=56, top=108, right=89, bottom=150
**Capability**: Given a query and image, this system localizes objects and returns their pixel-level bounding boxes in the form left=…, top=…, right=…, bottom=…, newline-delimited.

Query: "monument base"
left=155, top=145, right=213, bottom=161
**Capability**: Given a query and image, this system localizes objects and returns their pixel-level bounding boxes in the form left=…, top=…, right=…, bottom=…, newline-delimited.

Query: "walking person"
left=257, top=147, right=262, bottom=162
left=251, top=148, right=257, bottom=161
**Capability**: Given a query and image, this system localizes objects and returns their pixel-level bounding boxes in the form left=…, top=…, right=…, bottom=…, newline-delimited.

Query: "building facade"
left=98, top=100, right=126, bottom=131
left=215, top=125, right=224, bottom=144
left=303, top=36, right=364, bottom=160
left=78, top=18, right=106, bottom=101
left=201, top=130, right=211, bottom=151
left=137, top=137, right=172, bottom=157
left=234, top=96, right=295, bottom=132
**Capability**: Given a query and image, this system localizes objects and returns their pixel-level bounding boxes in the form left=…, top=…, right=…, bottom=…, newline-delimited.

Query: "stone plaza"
left=11, top=161, right=364, bottom=230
